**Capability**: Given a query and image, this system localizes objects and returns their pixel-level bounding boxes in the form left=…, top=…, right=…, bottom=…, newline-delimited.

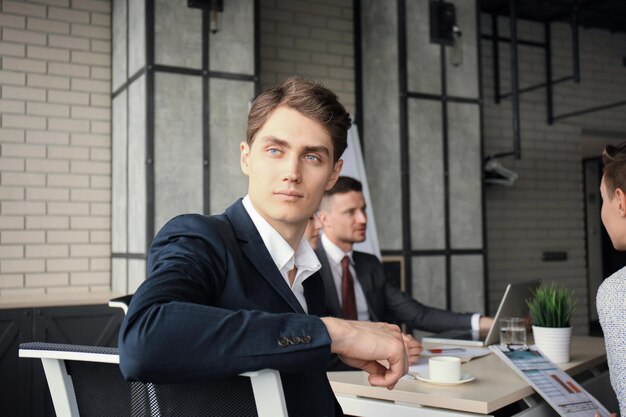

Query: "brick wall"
left=259, top=0, right=355, bottom=114
left=0, top=0, right=111, bottom=298
left=482, top=17, right=626, bottom=333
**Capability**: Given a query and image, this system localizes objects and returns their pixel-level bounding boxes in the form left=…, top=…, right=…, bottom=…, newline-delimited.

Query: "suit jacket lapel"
left=303, top=273, right=326, bottom=316
left=225, top=200, right=305, bottom=314
left=315, top=246, right=343, bottom=318
left=353, top=252, right=380, bottom=322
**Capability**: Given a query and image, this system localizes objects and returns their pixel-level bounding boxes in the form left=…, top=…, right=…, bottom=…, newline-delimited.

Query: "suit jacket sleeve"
left=384, top=281, right=473, bottom=332
left=118, top=214, right=333, bottom=384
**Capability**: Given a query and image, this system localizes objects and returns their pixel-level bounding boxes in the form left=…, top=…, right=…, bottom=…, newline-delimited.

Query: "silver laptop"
left=422, top=280, right=540, bottom=347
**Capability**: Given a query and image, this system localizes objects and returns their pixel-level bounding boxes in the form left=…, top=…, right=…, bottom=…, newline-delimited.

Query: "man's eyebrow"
left=258, top=136, right=330, bottom=156
left=258, top=136, right=290, bottom=147
left=302, top=145, right=330, bottom=156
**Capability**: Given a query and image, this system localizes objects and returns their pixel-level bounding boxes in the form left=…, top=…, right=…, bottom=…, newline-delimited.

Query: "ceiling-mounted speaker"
left=429, top=0, right=456, bottom=46
left=188, top=0, right=223, bottom=12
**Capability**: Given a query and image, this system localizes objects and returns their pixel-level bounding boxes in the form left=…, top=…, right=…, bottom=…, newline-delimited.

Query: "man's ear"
left=317, top=208, right=330, bottom=228
left=240, top=142, right=250, bottom=176
left=616, top=188, right=626, bottom=217
left=325, top=159, right=343, bottom=190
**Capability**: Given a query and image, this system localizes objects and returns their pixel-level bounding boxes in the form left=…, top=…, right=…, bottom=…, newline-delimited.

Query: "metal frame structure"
left=483, top=0, right=626, bottom=159
left=358, top=0, right=488, bottom=315
left=110, top=0, right=260, bottom=271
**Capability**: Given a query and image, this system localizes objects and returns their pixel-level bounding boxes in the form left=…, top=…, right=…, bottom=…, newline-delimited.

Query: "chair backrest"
left=19, top=342, right=288, bottom=417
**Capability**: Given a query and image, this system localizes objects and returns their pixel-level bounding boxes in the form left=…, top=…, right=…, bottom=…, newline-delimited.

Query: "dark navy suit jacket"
left=315, top=245, right=472, bottom=331
left=119, top=200, right=342, bottom=416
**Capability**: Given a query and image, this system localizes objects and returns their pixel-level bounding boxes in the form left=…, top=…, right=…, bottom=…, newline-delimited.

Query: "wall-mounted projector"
left=484, top=157, right=519, bottom=186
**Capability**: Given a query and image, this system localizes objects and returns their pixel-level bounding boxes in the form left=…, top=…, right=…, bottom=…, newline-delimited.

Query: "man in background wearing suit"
left=118, top=78, right=407, bottom=417
left=316, top=176, right=493, bottom=369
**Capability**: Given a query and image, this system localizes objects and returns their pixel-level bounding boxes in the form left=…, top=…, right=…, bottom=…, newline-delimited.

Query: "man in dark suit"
left=315, top=176, right=493, bottom=368
left=118, top=78, right=407, bottom=417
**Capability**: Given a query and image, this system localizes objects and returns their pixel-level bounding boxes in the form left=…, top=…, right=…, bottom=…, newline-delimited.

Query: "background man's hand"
left=479, top=316, right=494, bottom=332
left=402, top=333, right=422, bottom=365
left=321, top=317, right=408, bottom=390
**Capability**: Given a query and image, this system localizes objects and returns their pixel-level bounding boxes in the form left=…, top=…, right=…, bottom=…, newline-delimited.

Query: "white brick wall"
left=482, top=17, right=626, bottom=334
left=260, top=0, right=355, bottom=114
left=0, top=0, right=111, bottom=298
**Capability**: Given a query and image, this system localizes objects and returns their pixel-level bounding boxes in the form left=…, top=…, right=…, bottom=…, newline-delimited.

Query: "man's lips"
left=274, top=190, right=304, bottom=200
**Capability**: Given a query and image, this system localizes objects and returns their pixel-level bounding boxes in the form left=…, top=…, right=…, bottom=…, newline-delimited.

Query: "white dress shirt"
left=242, top=196, right=321, bottom=313
left=320, top=234, right=371, bottom=321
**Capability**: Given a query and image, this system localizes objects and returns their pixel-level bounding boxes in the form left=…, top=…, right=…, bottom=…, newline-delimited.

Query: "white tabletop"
left=328, top=336, right=606, bottom=414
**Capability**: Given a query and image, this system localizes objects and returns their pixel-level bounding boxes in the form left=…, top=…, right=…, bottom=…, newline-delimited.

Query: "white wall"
left=0, top=0, right=111, bottom=298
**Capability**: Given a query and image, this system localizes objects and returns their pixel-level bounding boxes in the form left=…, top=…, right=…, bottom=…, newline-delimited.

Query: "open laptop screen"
left=422, top=280, right=540, bottom=347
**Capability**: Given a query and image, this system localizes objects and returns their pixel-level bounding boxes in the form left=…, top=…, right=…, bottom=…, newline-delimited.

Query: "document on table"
left=490, top=344, right=611, bottom=417
left=421, top=346, right=492, bottom=362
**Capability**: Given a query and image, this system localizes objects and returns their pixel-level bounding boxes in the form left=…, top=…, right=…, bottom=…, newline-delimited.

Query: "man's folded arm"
left=119, top=297, right=333, bottom=383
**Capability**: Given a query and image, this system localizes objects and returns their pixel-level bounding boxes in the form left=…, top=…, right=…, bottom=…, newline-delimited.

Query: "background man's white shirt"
left=320, top=233, right=370, bottom=321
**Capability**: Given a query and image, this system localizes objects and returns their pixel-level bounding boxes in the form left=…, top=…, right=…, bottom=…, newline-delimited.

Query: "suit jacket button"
left=289, top=336, right=301, bottom=345
left=278, top=337, right=289, bottom=347
left=301, top=335, right=311, bottom=344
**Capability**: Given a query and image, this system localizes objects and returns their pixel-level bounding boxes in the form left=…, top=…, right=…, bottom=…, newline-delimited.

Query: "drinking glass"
left=500, top=317, right=526, bottom=346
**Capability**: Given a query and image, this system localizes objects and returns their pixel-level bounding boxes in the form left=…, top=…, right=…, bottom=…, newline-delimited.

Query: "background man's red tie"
left=341, top=256, right=357, bottom=320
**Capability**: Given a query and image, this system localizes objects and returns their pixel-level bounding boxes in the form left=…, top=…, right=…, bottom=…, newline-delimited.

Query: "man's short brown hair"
left=325, top=176, right=362, bottom=197
left=246, top=77, right=351, bottom=163
left=603, top=142, right=626, bottom=198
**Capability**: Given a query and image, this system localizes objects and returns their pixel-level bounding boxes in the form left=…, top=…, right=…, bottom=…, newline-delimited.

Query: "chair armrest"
left=108, top=294, right=133, bottom=315
left=243, top=369, right=288, bottom=417
left=19, top=342, right=119, bottom=364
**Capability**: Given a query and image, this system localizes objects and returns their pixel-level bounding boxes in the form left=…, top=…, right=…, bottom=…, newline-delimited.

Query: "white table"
left=328, top=336, right=613, bottom=417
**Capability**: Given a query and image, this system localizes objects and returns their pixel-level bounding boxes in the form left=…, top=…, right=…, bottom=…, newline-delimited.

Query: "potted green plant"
left=526, top=282, right=577, bottom=363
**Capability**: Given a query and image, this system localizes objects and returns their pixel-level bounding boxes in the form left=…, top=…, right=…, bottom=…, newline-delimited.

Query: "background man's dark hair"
left=246, top=76, right=351, bottom=163
left=325, top=176, right=363, bottom=197
left=602, top=142, right=626, bottom=197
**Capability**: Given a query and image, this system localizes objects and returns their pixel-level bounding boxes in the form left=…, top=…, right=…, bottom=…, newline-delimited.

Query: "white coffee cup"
left=428, top=356, right=461, bottom=382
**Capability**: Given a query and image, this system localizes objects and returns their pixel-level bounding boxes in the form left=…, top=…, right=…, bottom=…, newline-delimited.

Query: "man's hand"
left=479, top=316, right=494, bottom=332
left=402, top=333, right=422, bottom=365
left=321, top=317, right=408, bottom=390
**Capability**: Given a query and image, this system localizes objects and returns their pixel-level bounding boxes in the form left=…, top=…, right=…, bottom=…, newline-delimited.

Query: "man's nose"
left=356, top=210, right=367, bottom=224
left=282, top=155, right=301, bottom=182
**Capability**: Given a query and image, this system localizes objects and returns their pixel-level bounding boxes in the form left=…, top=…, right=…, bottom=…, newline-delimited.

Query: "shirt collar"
left=242, top=195, right=320, bottom=274
left=321, top=233, right=353, bottom=265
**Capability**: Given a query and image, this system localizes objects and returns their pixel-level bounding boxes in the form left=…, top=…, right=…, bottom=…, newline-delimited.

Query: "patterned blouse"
left=597, top=266, right=626, bottom=415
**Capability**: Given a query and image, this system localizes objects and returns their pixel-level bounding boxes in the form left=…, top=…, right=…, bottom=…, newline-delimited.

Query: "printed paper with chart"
left=490, top=345, right=610, bottom=417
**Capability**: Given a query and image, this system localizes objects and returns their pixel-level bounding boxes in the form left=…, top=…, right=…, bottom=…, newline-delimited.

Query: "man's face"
left=320, top=191, right=367, bottom=247
left=240, top=106, right=342, bottom=233
left=600, top=175, right=626, bottom=250
left=304, top=213, right=322, bottom=249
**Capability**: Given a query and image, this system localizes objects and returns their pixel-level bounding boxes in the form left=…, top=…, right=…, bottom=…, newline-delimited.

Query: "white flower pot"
left=532, top=325, right=572, bottom=364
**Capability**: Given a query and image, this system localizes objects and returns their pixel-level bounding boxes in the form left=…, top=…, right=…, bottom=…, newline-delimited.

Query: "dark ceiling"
left=480, top=0, right=626, bottom=34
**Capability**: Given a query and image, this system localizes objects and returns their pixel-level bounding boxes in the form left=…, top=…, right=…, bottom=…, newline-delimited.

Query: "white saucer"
left=412, top=372, right=475, bottom=386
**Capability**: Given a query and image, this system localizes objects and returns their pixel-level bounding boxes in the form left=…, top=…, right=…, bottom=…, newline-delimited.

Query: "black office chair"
left=19, top=342, right=288, bottom=417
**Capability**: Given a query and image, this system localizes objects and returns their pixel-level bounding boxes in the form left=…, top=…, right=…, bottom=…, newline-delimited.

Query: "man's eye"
left=268, top=148, right=281, bottom=155
left=305, top=154, right=320, bottom=162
